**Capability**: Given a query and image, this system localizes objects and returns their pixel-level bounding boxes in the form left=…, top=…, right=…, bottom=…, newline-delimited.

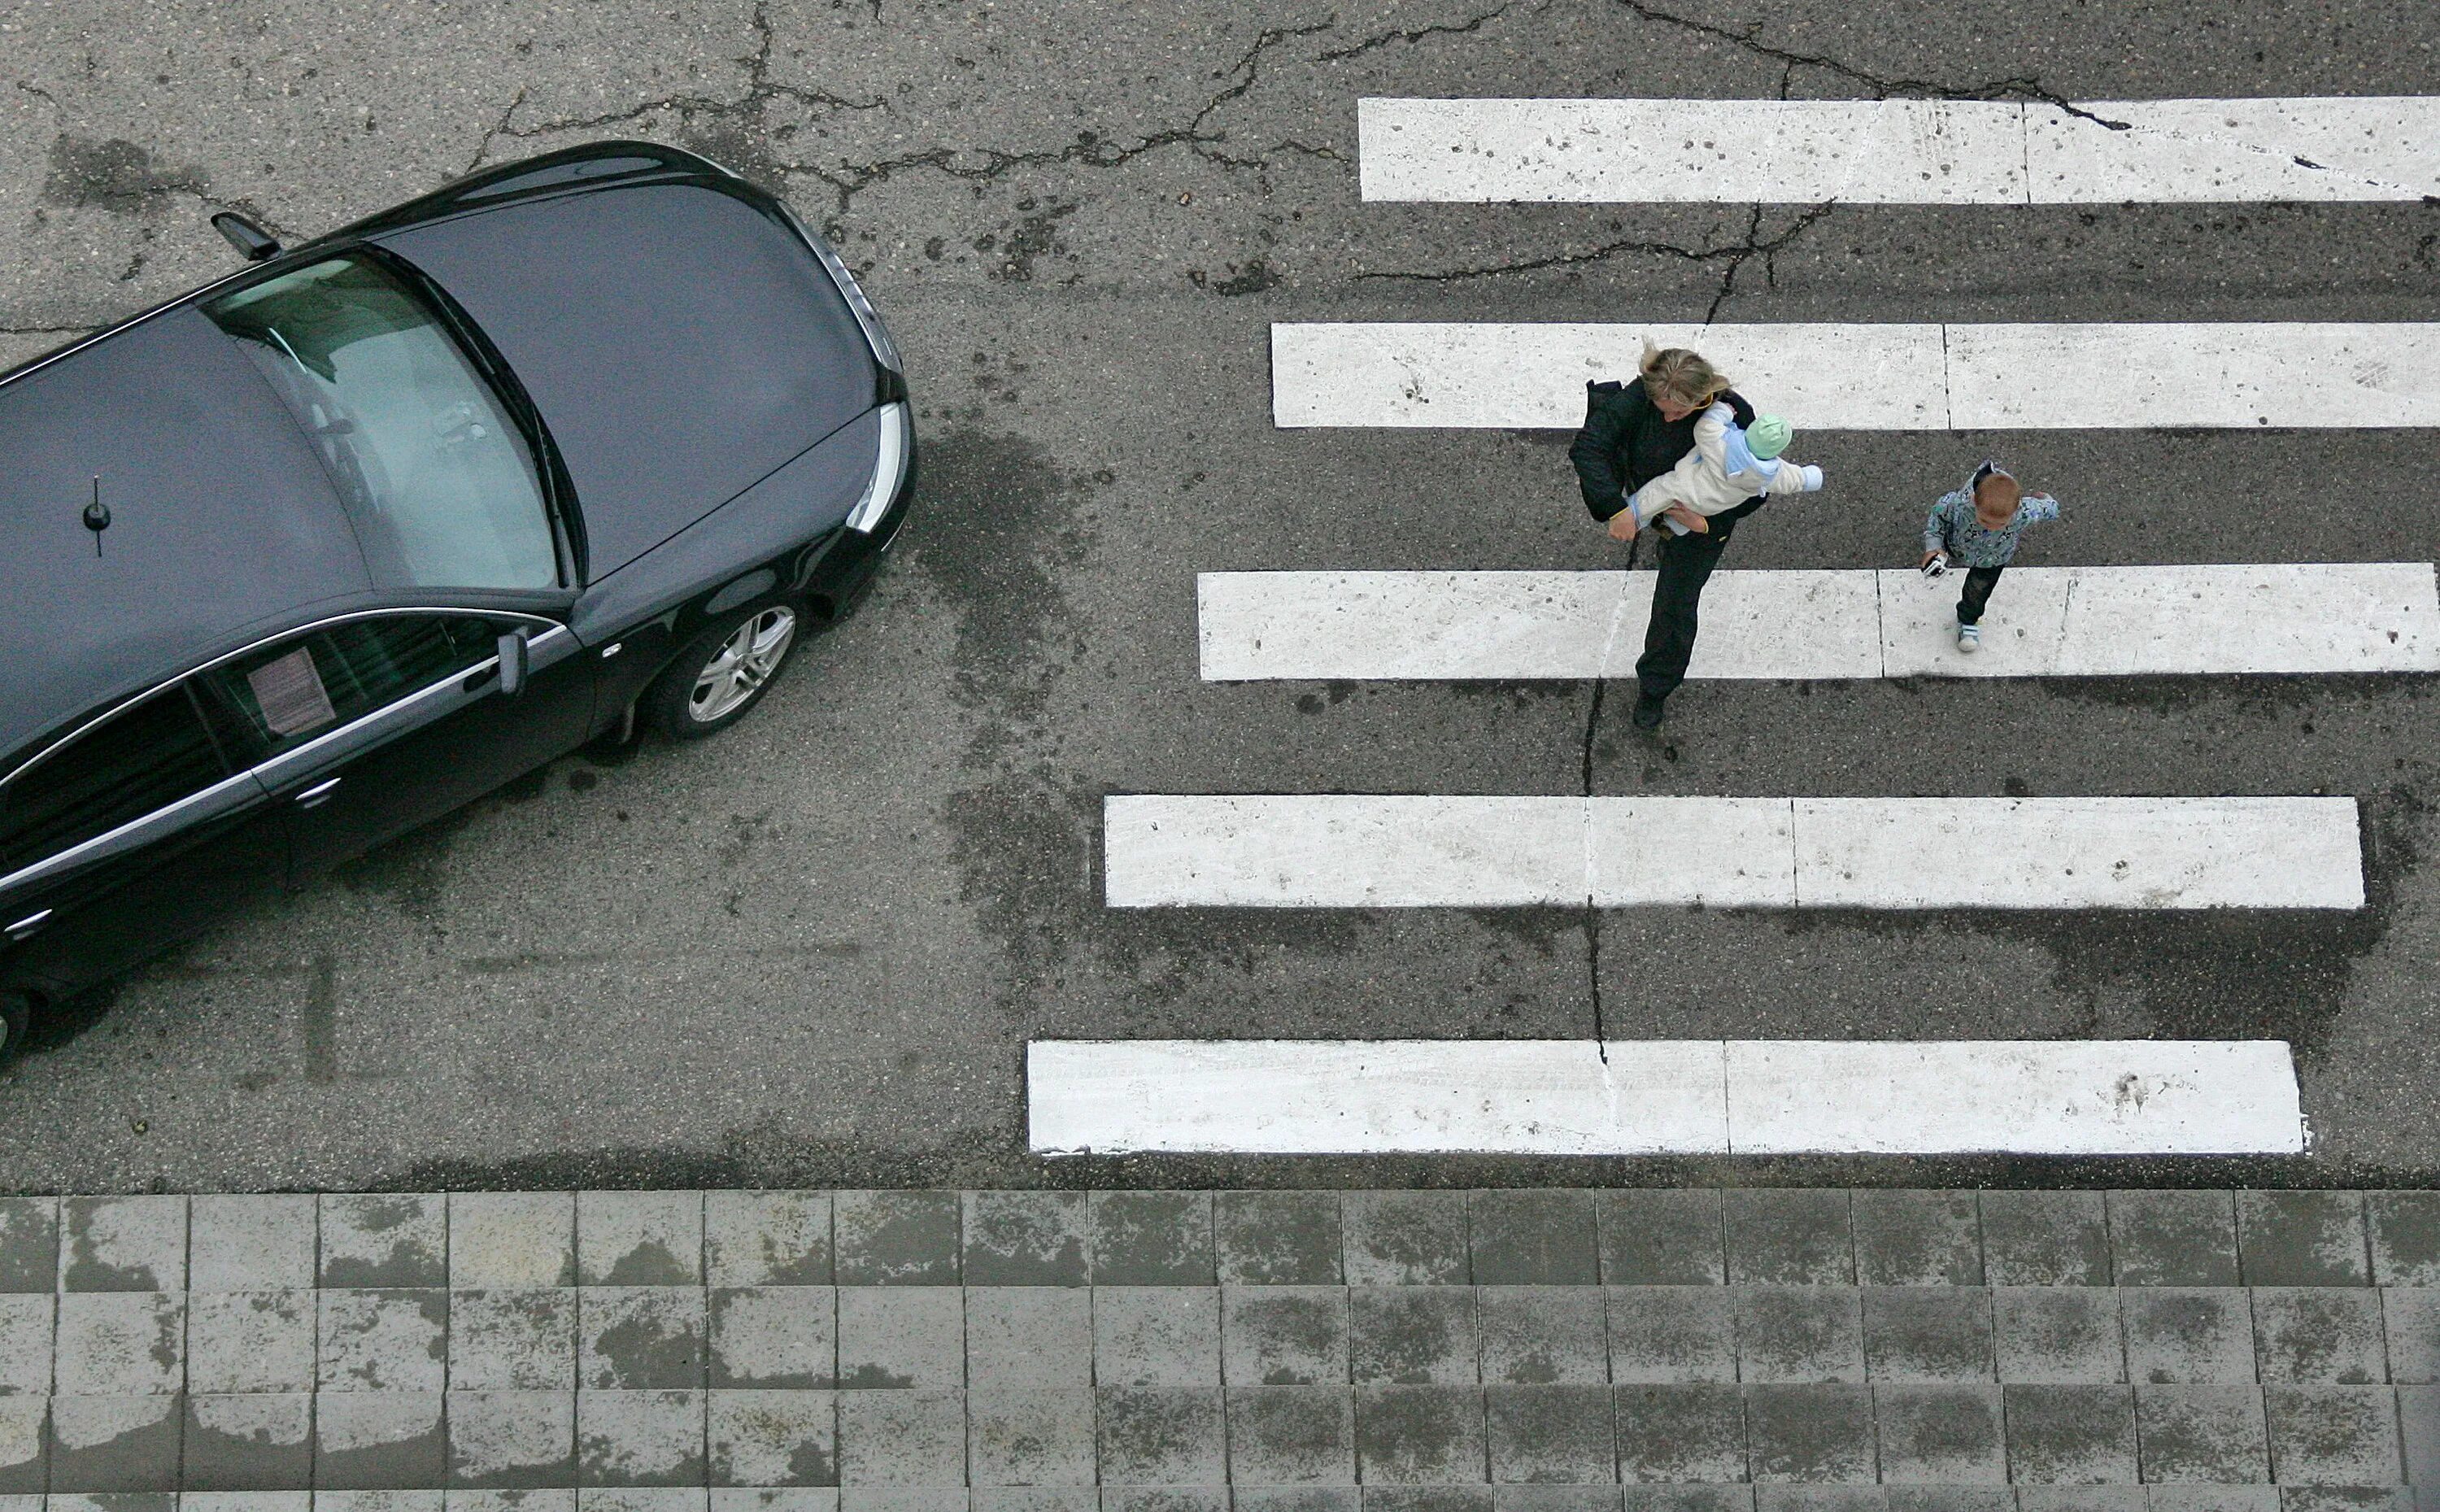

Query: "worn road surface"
left=2, top=1, right=2437, bottom=1192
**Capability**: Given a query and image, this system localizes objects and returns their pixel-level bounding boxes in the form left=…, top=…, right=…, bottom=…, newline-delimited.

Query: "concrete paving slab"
left=187, top=1195, right=316, bottom=1292
left=839, top=1288, right=966, bottom=1391
left=59, top=1200, right=185, bottom=1294
left=1217, top=1194, right=1345, bottom=1288
left=579, top=1289, right=707, bottom=1392
left=1349, top=1290, right=1478, bottom=1387
left=1479, top=1288, right=1609, bottom=1387
left=1596, top=1195, right=1724, bottom=1288
left=707, top=1388, right=837, bottom=1488
left=1993, top=1290, right=2127, bottom=1386
left=835, top=1197, right=963, bottom=1290
left=967, top=1387, right=1096, bottom=1488
left=1344, top=1196, right=1473, bottom=1289
left=1852, top=1196, right=1984, bottom=1290
left=706, top=1195, right=834, bottom=1290
left=185, top=1289, right=315, bottom=1394
left=1860, top=1290, right=1993, bottom=1384
left=1606, top=1290, right=1737, bottom=1387
left=1353, top=1385, right=1488, bottom=1487
left=961, top=1194, right=1089, bottom=1288
left=455, top=1290, right=582, bottom=1393
left=314, top=1390, right=447, bottom=1489
left=580, top=1194, right=706, bottom=1288
left=1222, top=1288, right=1350, bottom=1388
left=323, top=1196, right=451, bottom=1291
left=963, top=1290, right=1091, bottom=1392
left=1228, top=1384, right=1357, bottom=1486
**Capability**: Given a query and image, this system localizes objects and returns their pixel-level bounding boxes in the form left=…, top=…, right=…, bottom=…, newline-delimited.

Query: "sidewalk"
left=0, top=1187, right=2433, bottom=1509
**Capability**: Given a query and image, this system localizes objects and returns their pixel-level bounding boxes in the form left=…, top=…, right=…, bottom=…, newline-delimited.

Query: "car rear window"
left=0, top=689, right=231, bottom=876
left=204, top=255, right=561, bottom=592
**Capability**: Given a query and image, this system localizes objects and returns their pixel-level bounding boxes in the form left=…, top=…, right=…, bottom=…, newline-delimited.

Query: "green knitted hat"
left=1745, top=414, right=1792, bottom=460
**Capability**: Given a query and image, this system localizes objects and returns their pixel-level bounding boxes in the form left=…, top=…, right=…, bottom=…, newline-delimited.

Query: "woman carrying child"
left=1569, top=341, right=1785, bottom=730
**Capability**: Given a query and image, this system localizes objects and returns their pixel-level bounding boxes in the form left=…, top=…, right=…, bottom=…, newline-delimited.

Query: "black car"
left=0, top=142, right=914, bottom=1056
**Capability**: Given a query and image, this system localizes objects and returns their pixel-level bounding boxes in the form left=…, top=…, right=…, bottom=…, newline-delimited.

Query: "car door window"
left=192, top=615, right=503, bottom=767
left=0, top=688, right=231, bottom=876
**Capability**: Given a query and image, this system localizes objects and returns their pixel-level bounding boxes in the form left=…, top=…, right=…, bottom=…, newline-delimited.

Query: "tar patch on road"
left=906, top=428, right=1110, bottom=1022
left=901, top=426, right=1096, bottom=724
left=42, top=137, right=209, bottom=212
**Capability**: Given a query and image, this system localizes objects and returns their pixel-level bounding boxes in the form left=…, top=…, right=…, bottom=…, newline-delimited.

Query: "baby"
left=1613, top=407, right=1824, bottom=541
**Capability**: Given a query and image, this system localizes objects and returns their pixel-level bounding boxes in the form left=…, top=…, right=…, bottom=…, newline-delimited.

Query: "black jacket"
left=1570, top=378, right=1763, bottom=536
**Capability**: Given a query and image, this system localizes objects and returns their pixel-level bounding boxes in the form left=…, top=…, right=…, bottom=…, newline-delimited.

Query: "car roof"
left=0, top=307, right=374, bottom=764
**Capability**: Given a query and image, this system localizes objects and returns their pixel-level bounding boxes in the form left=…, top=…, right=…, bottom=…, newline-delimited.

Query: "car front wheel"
left=642, top=601, right=802, bottom=739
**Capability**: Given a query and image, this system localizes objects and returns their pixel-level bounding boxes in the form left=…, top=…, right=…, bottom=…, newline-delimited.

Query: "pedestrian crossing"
left=1358, top=97, right=2440, bottom=204
left=1200, top=564, right=2440, bottom=681
left=1272, top=320, right=2440, bottom=428
left=1027, top=1039, right=2307, bottom=1155
left=1041, top=78, right=2440, bottom=1157
left=1103, top=795, right=2365, bottom=910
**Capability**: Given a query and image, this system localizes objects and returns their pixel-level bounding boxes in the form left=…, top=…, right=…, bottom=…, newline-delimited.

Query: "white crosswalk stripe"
left=1026, top=1039, right=2308, bottom=1155
left=1103, top=794, right=2365, bottom=910
left=1270, top=320, right=2440, bottom=429
left=1199, top=564, right=2440, bottom=680
left=1358, top=97, right=2440, bottom=204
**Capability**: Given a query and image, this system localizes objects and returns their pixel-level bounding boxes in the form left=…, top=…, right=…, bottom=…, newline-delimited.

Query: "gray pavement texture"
left=0, top=1188, right=2438, bottom=1505
left=2, top=2, right=2440, bottom=1190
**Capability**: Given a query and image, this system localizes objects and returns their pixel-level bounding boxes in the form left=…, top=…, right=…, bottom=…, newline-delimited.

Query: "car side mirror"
left=496, top=630, right=529, bottom=696
left=211, top=211, right=281, bottom=262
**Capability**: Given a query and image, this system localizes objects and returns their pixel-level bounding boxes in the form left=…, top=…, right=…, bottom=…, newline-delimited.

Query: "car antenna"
left=83, top=475, right=111, bottom=557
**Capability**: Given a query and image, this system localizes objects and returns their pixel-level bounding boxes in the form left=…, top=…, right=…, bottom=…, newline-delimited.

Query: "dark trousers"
left=1956, top=565, right=2005, bottom=626
left=1634, top=529, right=1729, bottom=702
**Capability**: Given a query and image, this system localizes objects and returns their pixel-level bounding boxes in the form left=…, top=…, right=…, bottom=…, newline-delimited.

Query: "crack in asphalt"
left=468, top=11, right=1368, bottom=209
left=1580, top=535, right=1640, bottom=1061
left=1613, top=7, right=2433, bottom=200
left=1315, top=2, right=1525, bottom=62
left=466, top=2, right=890, bottom=174
left=1581, top=673, right=1610, bottom=1059
left=795, top=18, right=1340, bottom=207
left=464, top=88, right=529, bottom=176
left=1609, top=0, right=2132, bottom=129
left=1357, top=198, right=1838, bottom=322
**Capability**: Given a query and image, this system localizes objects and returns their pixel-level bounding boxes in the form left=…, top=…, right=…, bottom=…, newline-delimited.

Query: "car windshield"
left=204, top=255, right=559, bottom=591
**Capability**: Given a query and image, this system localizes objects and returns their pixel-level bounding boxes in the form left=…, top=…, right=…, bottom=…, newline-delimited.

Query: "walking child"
left=1919, top=461, right=2060, bottom=652
left=1610, top=406, right=1825, bottom=542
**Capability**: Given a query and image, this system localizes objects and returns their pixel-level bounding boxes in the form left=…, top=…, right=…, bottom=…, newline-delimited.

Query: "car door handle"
left=4, top=909, right=52, bottom=942
left=294, top=777, right=343, bottom=809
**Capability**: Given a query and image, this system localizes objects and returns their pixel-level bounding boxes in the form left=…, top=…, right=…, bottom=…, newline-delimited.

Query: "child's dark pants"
left=1956, top=565, right=2005, bottom=626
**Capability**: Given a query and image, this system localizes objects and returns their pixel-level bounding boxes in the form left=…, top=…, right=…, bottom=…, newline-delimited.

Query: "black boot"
left=1631, top=694, right=1666, bottom=730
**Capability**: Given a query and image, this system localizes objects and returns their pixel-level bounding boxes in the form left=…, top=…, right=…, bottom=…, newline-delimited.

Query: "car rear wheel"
left=0, top=990, right=29, bottom=1062
left=643, top=601, right=801, bottom=739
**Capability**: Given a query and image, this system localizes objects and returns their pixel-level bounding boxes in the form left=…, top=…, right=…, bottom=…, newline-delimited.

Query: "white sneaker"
left=1957, top=623, right=1982, bottom=653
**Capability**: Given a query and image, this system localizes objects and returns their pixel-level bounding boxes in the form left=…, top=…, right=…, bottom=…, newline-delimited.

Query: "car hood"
left=377, top=180, right=876, bottom=580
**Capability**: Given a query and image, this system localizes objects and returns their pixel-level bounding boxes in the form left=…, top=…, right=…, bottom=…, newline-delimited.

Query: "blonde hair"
left=1640, top=338, right=1730, bottom=408
left=1974, top=471, right=2022, bottom=509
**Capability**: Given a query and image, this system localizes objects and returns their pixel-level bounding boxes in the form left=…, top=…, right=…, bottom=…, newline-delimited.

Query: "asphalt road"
left=2, top=0, right=2437, bottom=1193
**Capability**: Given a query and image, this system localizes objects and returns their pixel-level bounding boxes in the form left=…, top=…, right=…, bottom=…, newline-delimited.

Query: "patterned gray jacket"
left=1923, top=469, right=2059, bottom=569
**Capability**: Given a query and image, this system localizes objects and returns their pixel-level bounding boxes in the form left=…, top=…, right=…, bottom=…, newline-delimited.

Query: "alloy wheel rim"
left=688, top=606, right=796, bottom=722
